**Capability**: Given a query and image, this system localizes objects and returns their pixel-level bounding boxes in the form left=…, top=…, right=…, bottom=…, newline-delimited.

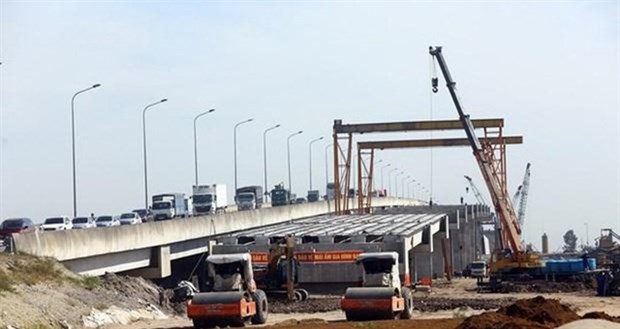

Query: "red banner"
left=251, top=250, right=363, bottom=264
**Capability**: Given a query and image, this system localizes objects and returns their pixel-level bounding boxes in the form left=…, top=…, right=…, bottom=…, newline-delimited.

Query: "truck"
left=235, top=185, right=264, bottom=211
left=152, top=193, right=188, bottom=221
left=307, top=190, right=320, bottom=203
left=270, top=184, right=290, bottom=207
left=192, top=184, right=228, bottom=215
left=326, top=183, right=335, bottom=200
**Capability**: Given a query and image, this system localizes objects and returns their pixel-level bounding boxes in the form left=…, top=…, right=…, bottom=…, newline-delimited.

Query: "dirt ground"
left=106, top=278, right=620, bottom=329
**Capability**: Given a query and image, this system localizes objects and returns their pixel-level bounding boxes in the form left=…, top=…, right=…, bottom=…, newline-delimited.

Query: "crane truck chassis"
left=183, top=253, right=268, bottom=328
left=341, top=252, right=413, bottom=321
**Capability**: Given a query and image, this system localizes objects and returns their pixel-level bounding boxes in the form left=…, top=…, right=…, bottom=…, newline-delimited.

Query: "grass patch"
left=81, top=276, right=102, bottom=290
left=8, top=257, right=66, bottom=286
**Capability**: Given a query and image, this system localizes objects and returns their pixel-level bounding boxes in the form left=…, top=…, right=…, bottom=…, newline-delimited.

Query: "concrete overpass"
left=12, top=198, right=420, bottom=277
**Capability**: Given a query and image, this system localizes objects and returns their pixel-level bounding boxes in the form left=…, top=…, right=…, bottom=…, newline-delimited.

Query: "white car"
left=41, top=216, right=72, bottom=231
left=95, top=215, right=120, bottom=228
left=119, top=212, right=142, bottom=225
left=72, top=216, right=96, bottom=229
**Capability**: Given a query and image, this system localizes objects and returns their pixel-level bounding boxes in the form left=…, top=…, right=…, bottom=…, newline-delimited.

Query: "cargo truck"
left=236, top=185, right=264, bottom=211
left=152, top=193, right=188, bottom=221
left=307, top=190, right=320, bottom=203
left=192, top=184, right=228, bottom=215
left=270, top=184, right=290, bottom=207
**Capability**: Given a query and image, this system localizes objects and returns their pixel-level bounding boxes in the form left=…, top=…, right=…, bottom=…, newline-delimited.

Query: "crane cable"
left=429, top=55, right=438, bottom=205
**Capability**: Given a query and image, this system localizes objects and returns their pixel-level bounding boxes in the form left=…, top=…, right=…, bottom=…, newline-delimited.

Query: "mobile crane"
left=429, top=47, right=543, bottom=287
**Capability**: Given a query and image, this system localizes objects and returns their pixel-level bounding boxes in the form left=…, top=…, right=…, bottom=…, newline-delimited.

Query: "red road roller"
left=341, top=252, right=413, bottom=321
left=187, top=253, right=268, bottom=328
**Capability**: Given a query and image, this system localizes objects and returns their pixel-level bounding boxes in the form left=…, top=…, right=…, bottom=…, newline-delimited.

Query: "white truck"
left=152, top=193, right=188, bottom=221
left=192, top=184, right=228, bottom=215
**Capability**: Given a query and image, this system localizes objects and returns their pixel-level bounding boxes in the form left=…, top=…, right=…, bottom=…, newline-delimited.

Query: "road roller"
left=186, top=253, right=268, bottom=328
left=341, top=252, right=413, bottom=321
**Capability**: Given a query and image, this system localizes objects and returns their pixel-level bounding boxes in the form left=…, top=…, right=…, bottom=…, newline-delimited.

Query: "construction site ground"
left=107, top=278, right=620, bottom=329
left=2, top=252, right=619, bottom=329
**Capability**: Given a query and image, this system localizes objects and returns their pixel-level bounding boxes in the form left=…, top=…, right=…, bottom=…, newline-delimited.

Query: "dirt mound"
left=583, top=312, right=620, bottom=323
left=457, top=296, right=580, bottom=329
left=500, top=280, right=591, bottom=293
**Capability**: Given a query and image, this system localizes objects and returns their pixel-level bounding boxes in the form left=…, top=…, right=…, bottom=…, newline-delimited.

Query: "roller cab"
left=341, top=252, right=413, bottom=321
left=188, top=253, right=269, bottom=328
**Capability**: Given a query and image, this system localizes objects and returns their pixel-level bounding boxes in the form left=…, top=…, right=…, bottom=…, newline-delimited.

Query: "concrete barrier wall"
left=13, top=198, right=418, bottom=261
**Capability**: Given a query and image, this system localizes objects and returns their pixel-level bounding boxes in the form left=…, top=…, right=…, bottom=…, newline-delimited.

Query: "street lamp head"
left=319, top=137, right=324, bottom=140
left=92, top=83, right=101, bottom=88
left=298, top=130, right=303, bottom=134
left=208, top=108, right=215, bottom=113
left=160, top=98, right=168, bottom=103
left=248, top=118, right=255, bottom=122
left=275, top=124, right=281, bottom=128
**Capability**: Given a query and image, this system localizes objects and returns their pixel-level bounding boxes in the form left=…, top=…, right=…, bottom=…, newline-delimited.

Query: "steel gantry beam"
left=333, top=118, right=517, bottom=215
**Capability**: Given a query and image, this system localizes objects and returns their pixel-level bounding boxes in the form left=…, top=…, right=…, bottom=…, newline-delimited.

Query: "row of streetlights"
left=378, top=160, right=430, bottom=199
left=70, top=84, right=428, bottom=216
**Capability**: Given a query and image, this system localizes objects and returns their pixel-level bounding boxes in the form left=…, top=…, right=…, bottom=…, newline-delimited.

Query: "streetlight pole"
left=402, top=174, right=409, bottom=198
left=142, top=98, right=168, bottom=209
left=193, top=109, right=215, bottom=186
left=388, top=167, right=398, bottom=196
left=381, top=164, right=391, bottom=191
left=234, top=118, right=254, bottom=192
left=287, top=131, right=303, bottom=194
left=263, top=124, right=281, bottom=201
left=308, top=137, right=324, bottom=191
left=324, top=143, right=332, bottom=189
left=71, top=83, right=101, bottom=217
left=395, top=171, right=402, bottom=197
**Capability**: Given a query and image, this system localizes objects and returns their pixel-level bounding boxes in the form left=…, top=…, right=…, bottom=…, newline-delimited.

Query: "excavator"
left=429, top=47, right=544, bottom=290
left=253, top=237, right=309, bottom=301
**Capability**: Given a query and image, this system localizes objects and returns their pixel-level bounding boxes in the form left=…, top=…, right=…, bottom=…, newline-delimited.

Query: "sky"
left=0, top=1, right=618, bottom=251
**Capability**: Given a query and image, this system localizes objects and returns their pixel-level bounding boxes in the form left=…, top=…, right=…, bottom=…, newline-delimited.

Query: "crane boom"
left=516, top=163, right=531, bottom=227
left=512, top=185, right=522, bottom=208
left=464, top=175, right=488, bottom=206
left=429, top=46, right=523, bottom=253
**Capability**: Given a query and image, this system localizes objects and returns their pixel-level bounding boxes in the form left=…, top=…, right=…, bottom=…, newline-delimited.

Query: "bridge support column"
left=126, top=245, right=171, bottom=279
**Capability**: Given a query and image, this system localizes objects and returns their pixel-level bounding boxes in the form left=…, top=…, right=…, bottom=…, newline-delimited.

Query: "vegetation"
left=0, top=253, right=102, bottom=291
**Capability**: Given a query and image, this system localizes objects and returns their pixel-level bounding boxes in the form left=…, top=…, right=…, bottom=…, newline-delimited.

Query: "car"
left=40, top=216, right=72, bottom=231
left=119, top=212, right=142, bottom=225
left=132, top=208, right=153, bottom=223
left=95, top=215, right=120, bottom=228
left=295, top=197, right=307, bottom=204
left=72, top=216, right=96, bottom=229
left=0, top=218, right=35, bottom=238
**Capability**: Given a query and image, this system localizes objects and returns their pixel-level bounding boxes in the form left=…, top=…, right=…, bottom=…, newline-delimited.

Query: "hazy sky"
left=0, top=1, right=618, bottom=251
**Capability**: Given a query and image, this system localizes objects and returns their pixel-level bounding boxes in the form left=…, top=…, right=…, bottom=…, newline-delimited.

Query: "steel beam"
left=334, top=118, right=504, bottom=134
left=358, top=136, right=522, bottom=150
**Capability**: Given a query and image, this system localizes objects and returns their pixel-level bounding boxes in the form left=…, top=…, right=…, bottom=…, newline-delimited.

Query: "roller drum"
left=192, top=291, right=246, bottom=305
left=344, top=287, right=398, bottom=300
left=342, top=287, right=401, bottom=321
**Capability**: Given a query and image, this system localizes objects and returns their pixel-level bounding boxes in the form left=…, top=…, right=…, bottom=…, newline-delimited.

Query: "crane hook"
left=432, top=77, right=439, bottom=93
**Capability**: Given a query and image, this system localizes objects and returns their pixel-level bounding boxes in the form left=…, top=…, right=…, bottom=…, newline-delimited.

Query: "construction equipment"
left=514, top=163, right=531, bottom=227
left=429, top=46, right=543, bottom=286
left=464, top=175, right=488, bottom=205
left=341, top=252, right=413, bottom=321
left=186, top=253, right=268, bottom=328
left=254, top=237, right=309, bottom=301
